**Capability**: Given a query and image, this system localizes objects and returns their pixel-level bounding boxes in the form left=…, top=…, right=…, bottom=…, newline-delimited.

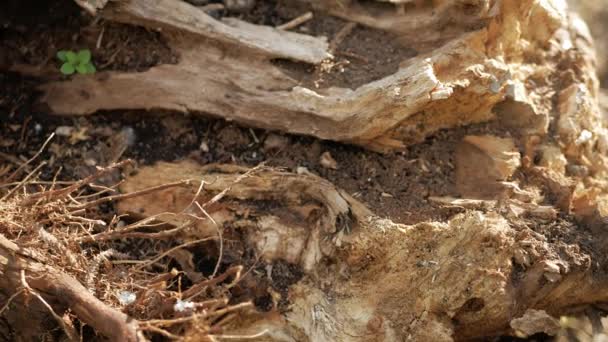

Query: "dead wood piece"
left=510, top=309, right=560, bottom=338
left=104, top=0, right=330, bottom=64
left=221, top=211, right=608, bottom=341
left=34, top=0, right=589, bottom=152
left=113, top=160, right=608, bottom=341
left=277, top=12, right=313, bottom=31
left=0, top=234, right=142, bottom=342
left=455, top=135, right=521, bottom=199
left=116, top=160, right=372, bottom=271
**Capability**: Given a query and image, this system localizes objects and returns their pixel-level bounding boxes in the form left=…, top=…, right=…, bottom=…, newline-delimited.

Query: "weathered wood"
left=117, top=161, right=372, bottom=271
left=117, top=163, right=608, bottom=340
left=37, top=0, right=580, bottom=152
left=455, top=135, right=521, bottom=199
left=104, top=0, right=330, bottom=64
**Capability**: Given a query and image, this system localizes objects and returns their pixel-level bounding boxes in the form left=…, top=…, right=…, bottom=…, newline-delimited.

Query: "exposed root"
left=0, top=157, right=257, bottom=341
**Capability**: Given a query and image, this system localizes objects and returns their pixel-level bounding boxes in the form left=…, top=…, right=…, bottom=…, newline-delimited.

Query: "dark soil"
left=272, top=13, right=419, bottom=90
left=0, top=0, right=178, bottom=73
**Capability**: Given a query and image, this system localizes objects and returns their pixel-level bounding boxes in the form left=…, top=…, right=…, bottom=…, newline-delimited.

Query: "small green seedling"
left=57, top=49, right=96, bottom=75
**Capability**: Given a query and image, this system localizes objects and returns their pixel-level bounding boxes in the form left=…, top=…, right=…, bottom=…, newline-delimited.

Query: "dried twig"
left=198, top=163, right=265, bottom=278
left=4, top=133, right=54, bottom=184
left=71, top=179, right=191, bottom=210
left=77, top=214, right=188, bottom=243
left=210, top=329, right=269, bottom=340
left=0, top=234, right=141, bottom=341
left=19, top=160, right=132, bottom=205
left=111, top=238, right=217, bottom=268
left=20, top=270, right=80, bottom=341
left=1, top=162, right=46, bottom=201
left=0, top=289, right=25, bottom=316
left=183, top=266, right=242, bottom=300
left=143, top=301, right=253, bottom=327
left=329, top=22, right=357, bottom=53
left=277, top=12, right=313, bottom=30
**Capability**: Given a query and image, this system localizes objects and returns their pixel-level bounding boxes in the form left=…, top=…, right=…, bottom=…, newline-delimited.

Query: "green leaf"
left=77, top=49, right=91, bottom=64
left=57, top=50, right=68, bottom=62
left=65, top=51, right=77, bottom=64
left=75, top=63, right=88, bottom=74
left=84, top=63, right=96, bottom=74
left=60, top=63, right=75, bottom=75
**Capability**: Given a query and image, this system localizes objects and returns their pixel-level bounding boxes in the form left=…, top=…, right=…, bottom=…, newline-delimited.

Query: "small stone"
left=55, top=126, right=74, bottom=137
left=320, top=151, right=338, bottom=170
left=200, top=141, right=210, bottom=152
left=121, top=127, right=137, bottom=146
left=566, top=164, right=589, bottom=178
left=218, top=126, right=249, bottom=148
left=84, top=158, right=97, bottom=167
left=263, top=134, right=289, bottom=151
left=296, top=166, right=314, bottom=176
left=575, top=129, right=593, bottom=145
left=224, top=0, right=255, bottom=12
left=174, top=299, right=195, bottom=312
left=118, top=291, right=136, bottom=305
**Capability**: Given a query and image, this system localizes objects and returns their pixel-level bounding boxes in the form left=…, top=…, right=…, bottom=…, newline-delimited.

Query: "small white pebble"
left=319, top=151, right=338, bottom=170
left=200, top=141, right=210, bottom=153
left=121, top=127, right=137, bottom=146
left=55, top=126, right=74, bottom=137
left=118, top=291, right=136, bottom=305
left=296, top=166, right=309, bottom=175
left=34, top=123, right=42, bottom=133
left=174, top=299, right=195, bottom=312
left=84, top=158, right=97, bottom=167
left=575, top=129, right=593, bottom=145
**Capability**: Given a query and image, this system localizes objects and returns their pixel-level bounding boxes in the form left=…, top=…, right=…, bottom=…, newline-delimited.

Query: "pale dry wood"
left=117, top=160, right=372, bottom=271
left=455, top=135, right=521, bottom=199
left=104, top=0, right=330, bottom=64
left=277, top=11, right=313, bottom=30
left=37, top=0, right=544, bottom=151
left=118, top=165, right=608, bottom=342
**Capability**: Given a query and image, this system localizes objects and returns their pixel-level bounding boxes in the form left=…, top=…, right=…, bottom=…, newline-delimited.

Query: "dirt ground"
left=1, top=0, right=605, bottom=340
